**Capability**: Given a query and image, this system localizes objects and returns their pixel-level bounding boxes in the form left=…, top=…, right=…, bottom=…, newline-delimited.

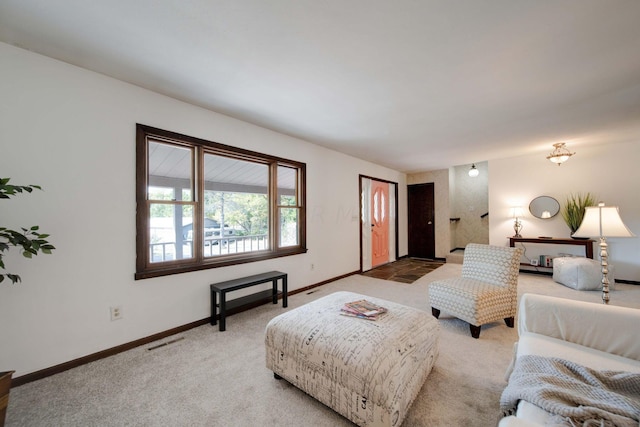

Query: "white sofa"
left=499, top=293, right=640, bottom=426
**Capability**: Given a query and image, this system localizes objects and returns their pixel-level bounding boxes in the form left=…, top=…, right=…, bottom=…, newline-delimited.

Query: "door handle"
left=427, top=221, right=432, bottom=224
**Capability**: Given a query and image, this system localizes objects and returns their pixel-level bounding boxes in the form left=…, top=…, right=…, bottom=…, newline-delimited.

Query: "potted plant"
left=561, top=192, right=596, bottom=238
left=1, top=178, right=55, bottom=426
left=0, top=371, right=13, bottom=427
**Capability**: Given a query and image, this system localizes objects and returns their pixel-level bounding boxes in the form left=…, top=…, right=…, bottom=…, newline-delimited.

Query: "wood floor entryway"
left=362, top=258, right=444, bottom=283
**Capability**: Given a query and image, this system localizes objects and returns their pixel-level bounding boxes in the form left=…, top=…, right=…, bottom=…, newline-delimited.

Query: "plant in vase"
left=561, top=192, right=596, bottom=238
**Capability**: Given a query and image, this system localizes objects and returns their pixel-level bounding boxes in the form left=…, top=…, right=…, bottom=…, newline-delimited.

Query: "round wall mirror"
left=529, top=196, right=560, bottom=219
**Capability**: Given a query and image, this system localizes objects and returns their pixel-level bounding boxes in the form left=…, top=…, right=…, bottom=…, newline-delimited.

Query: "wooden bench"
left=210, top=271, right=287, bottom=331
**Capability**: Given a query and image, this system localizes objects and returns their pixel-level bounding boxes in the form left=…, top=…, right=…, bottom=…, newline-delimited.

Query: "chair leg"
left=504, top=317, right=515, bottom=328
left=431, top=308, right=440, bottom=319
left=469, top=324, right=481, bottom=339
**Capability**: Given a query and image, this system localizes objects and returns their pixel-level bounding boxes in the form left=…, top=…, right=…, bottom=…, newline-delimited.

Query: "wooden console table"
left=509, top=237, right=595, bottom=259
left=210, top=271, right=287, bottom=331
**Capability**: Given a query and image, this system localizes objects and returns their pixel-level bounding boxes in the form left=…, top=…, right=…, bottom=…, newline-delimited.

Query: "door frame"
left=359, top=175, right=399, bottom=272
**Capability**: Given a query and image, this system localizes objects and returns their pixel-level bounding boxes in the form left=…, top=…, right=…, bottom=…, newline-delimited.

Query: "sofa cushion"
left=516, top=332, right=640, bottom=372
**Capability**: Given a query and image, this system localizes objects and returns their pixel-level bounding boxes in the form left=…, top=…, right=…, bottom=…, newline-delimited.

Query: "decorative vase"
left=0, top=371, right=13, bottom=427
left=570, top=232, right=590, bottom=241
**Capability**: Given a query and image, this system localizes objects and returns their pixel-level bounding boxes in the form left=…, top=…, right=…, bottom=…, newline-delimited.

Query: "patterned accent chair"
left=429, top=243, right=523, bottom=339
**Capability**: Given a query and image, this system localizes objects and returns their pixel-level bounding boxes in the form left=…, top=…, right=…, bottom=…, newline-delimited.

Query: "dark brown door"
left=408, top=183, right=435, bottom=259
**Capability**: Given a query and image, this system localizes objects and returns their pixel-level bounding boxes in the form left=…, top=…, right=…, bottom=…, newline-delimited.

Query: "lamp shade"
left=573, top=204, right=636, bottom=238
left=511, top=206, right=524, bottom=218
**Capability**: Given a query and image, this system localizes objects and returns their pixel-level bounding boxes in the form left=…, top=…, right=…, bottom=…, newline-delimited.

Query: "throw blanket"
left=500, top=355, right=640, bottom=427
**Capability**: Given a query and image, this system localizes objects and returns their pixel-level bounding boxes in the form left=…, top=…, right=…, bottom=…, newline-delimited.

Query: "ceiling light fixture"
left=468, top=164, right=479, bottom=177
left=546, top=143, right=575, bottom=165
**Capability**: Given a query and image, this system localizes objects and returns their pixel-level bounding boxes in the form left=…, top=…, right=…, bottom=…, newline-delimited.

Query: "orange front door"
left=371, top=180, right=389, bottom=267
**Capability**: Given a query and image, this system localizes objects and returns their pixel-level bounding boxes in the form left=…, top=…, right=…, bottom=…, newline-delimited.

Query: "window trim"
left=135, top=124, right=307, bottom=280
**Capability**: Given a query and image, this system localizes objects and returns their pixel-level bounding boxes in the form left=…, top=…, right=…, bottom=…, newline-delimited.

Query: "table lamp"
left=511, top=206, right=524, bottom=238
left=572, top=203, right=635, bottom=304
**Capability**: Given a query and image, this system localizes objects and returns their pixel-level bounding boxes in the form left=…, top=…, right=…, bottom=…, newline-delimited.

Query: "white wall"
left=0, top=43, right=407, bottom=376
left=489, top=141, right=640, bottom=280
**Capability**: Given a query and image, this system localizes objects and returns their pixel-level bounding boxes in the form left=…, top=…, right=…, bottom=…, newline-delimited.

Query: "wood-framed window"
left=135, top=124, right=306, bottom=279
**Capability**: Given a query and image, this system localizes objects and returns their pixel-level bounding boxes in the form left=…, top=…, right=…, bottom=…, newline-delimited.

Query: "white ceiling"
left=2, top=0, right=640, bottom=173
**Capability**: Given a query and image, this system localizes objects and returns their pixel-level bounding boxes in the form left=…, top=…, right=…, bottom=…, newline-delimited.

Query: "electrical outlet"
left=310, top=263, right=315, bottom=270
left=110, top=306, right=123, bottom=321
left=530, top=259, right=539, bottom=266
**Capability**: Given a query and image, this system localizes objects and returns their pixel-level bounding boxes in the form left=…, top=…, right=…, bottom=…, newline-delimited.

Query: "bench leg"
left=272, top=279, right=278, bottom=304
left=219, top=291, right=226, bottom=332
left=282, top=275, right=288, bottom=308
left=210, top=289, right=217, bottom=326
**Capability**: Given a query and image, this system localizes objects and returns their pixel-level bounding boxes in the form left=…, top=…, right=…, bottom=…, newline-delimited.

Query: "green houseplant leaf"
left=561, top=192, right=597, bottom=235
left=0, top=178, right=55, bottom=284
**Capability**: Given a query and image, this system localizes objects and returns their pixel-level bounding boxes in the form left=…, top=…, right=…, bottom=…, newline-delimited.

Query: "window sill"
left=135, top=247, right=307, bottom=280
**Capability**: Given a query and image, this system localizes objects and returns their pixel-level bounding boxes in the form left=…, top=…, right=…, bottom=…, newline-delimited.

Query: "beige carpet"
left=6, top=264, right=640, bottom=427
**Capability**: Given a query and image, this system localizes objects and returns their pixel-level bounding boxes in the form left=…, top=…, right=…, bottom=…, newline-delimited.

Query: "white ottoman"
left=553, top=257, right=614, bottom=291
left=265, top=291, right=439, bottom=427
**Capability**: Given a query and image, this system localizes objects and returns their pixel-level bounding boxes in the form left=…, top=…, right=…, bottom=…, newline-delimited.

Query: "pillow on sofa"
left=552, top=257, right=614, bottom=291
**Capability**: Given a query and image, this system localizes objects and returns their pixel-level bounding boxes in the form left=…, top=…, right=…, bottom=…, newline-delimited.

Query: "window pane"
left=149, top=204, right=194, bottom=262
left=373, top=191, right=379, bottom=222
left=148, top=141, right=193, bottom=201
left=149, top=186, right=174, bottom=201
left=203, top=153, right=269, bottom=257
left=278, top=166, right=297, bottom=206
left=279, top=207, right=299, bottom=247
